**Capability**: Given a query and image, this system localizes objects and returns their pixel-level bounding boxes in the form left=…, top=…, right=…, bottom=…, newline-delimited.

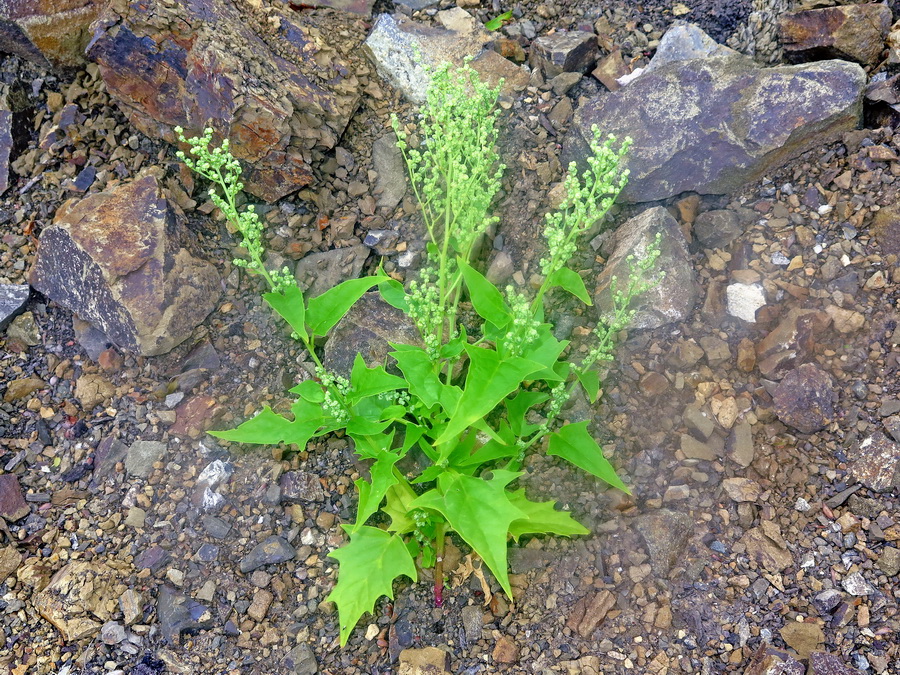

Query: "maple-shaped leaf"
left=506, top=488, right=589, bottom=541
left=326, top=526, right=417, bottom=646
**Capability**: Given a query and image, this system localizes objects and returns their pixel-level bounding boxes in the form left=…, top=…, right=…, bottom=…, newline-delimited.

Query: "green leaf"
left=346, top=415, right=394, bottom=437
left=263, top=285, right=308, bottom=342
left=459, top=259, right=511, bottom=330
left=384, top=481, right=417, bottom=534
left=352, top=452, right=401, bottom=533
left=505, top=390, right=549, bottom=436
left=434, top=346, right=542, bottom=447
left=209, top=398, right=324, bottom=448
left=306, top=276, right=387, bottom=338
left=378, top=278, right=410, bottom=313
left=547, top=267, right=592, bottom=305
left=576, top=368, right=601, bottom=404
left=519, top=326, right=569, bottom=381
left=506, top=489, right=589, bottom=541
left=327, top=526, right=417, bottom=646
left=348, top=354, right=408, bottom=403
left=390, top=343, right=447, bottom=410
left=547, top=422, right=630, bottom=494
left=409, top=471, right=525, bottom=597
left=289, top=379, right=325, bottom=403
left=484, top=10, right=512, bottom=30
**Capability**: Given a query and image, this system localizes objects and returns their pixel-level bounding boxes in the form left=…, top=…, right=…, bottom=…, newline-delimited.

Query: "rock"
left=576, top=589, right=616, bottom=637
left=372, top=133, right=407, bottom=211
left=399, top=647, right=450, bottom=675
left=683, top=406, right=715, bottom=440
left=0, top=0, right=103, bottom=68
left=28, top=172, right=220, bottom=356
left=240, top=536, right=296, bottom=573
left=33, top=561, right=120, bottom=641
left=283, top=643, right=318, bottom=675
left=848, top=432, right=900, bottom=493
left=134, top=546, right=171, bottom=573
left=644, top=21, right=739, bottom=74
left=592, top=49, right=628, bottom=91
left=779, top=621, right=824, bottom=660
left=680, top=433, right=723, bottom=461
left=694, top=209, right=743, bottom=250
left=0, top=546, right=23, bottom=584
left=436, top=7, right=476, bottom=33
left=0, top=284, right=29, bottom=332
left=363, top=13, right=491, bottom=104
left=722, top=477, right=763, bottom=503
left=6, top=310, right=40, bottom=346
left=779, top=4, right=892, bottom=67
left=825, top=305, right=864, bottom=334
left=727, top=421, right=755, bottom=468
left=100, top=620, right=126, bottom=645
left=725, top=283, right=766, bottom=323
left=75, top=372, right=115, bottom=410
left=125, top=440, right=167, bottom=478
left=323, top=292, right=422, bottom=377
left=0, top=108, right=10, bottom=195
left=594, top=207, right=696, bottom=330
left=871, top=203, right=900, bottom=255
left=125, top=507, right=146, bottom=529
left=738, top=521, right=793, bottom=572
left=247, top=589, right=274, bottom=621
left=634, top=509, right=693, bottom=576
left=808, top=652, right=865, bottom=675
left=87, top=0, right=358, bottom=202
left=157, top=584, right=213, bottom=644
left=773, top=364, right=835, bottom=434
left=0, top=474, right=28, bottom=521
left=551, top=71, right=583, bottom=97
left=280, top=471, right=325, bottom=503
left=567, top=46, right=865, bottom=202
left=700, top=335, right=730, bottom=364
left=743, top=645, right=804, bottom=675
left=119, top=588, right=143, bottom=625
left=529, top=31, right=598, bottom=79
left=3, top=376, right=45, bottom=403
left=876, top=546, right=900, bottom=576
left=811, top=589, right=842, bottom=615
left=460, top=605, right=483, bottom=642
left=470, top=49, right=531, bottom=100
left=841, top=571, right=874, bottom=597
left=201, top=515, right=232, bottom=539
left=492, top=635, right=519, bottom=663
left=756, top=309, right=830, bottom=379
left=93, top=437, right=128, bottom=480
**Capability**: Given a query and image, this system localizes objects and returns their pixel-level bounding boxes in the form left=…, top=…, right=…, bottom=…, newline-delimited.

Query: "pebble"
left=239, top=536, right=296, bottom=573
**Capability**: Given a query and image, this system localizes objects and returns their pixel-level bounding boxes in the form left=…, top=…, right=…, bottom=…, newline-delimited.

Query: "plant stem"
left=434, top=522, right=446, bottom=607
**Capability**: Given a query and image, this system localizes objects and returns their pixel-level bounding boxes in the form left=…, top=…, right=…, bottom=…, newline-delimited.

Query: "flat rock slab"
left=28, top=171, right=220, bottom=356
left=294, top=245, right=370, bottom=298
left=744, top=645, right=804, bottom=675
left=739, top=521, right=793, bottom=572
left=809, top=651, right=865, bottom=675
left=567, top=38, right=865, bottom=202
left=87, top=0, right=359, bottom=202
left=634, top=509, right=693, bottom=576
left=157, top=584, right=214, bottom=644
left=594, top=206, right=696, bottom=330
left=0, top=109, right=10, bottom=195
left=0, top=0, right=102, bottom=68
left=773, top=363, right=835, bottom=434
left=125, top=440, right=167, bottom=478
left=33, top=560, right=123, bottom=641
left=779, top=4, right=892, bottom=67
left=0, top=473, right=29, bottom=521
left=849, top=432, right=900, bottom=492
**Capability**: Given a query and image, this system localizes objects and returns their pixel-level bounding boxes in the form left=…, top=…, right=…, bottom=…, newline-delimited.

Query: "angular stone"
left=88, top=0, right=358, bottom=202
left=841, top=571, right=874, bottom=597
left=363, top=13, right=491, bottom=104
left=739, top=521, right=793, bottom=572
left=568, top=46, right=865, bottom=202
left=460, top=605, right=483, bottom=642
left=0, top=546, right=23, bottom=584
left=756, top=309, right=830, bottom=379
left=876, top=546, right=900, bottom=577
left=134, top=546, right=171, bottom=573
left=694, top=209, right=743, bottom=250
left=743, top=644, right=804, bottom=675
left=0, top=0, right=103, bottom=68
left=93, top=437, right=128, bottom=479
left=280, top=471, right=325, bottom=503
left=726, top=283, right=766, bottom=323
left=592, top=48, right=628, bottom=91
left=100, top=620, right=126, bottom=645
left=529, top=31, right=598, bottom=79
left=811, top=589, right=842, bottom=615
left=871, top=204, right=900, bottom=255
left=29, top=171, right=220, bottom=356
left=683, top=406, right=715, bottom=440
left=33, top=561, right=120, bottom=641
left=0, top=474, right=28, bottom=521
left=284, top=643, right=319, bottom=675
left=779, top=4, right=892, bottom=67
left=727, top=421, right=755, bottom=468
left=247, top=589, right=274, bottom=622
left=0, top=284, right=29, bottom=332
left=157, top=584, right=213, bottom=643
left=848, top=432, right=900, bottom=493
left=3, top=376, right=45, bottom=403
left=201, top=515, right=232, bottom=540
left=825, top=305, right=864, bottom=334
left=680, top=433, right=722, bottom=461
left=0, top=110, right=10, bottom=196
left=372, top=133, right=407, bottom=211
left=808, top=652, right=864, bottom=675
left=577, top=590, right=616, bottom=637
left=240, top=536, right=296, bottom=573
left=75, top=372, right=115, bottom=410
left=773, top=364, right=835, bottom=434
left=644, top=21, right=739, bottom=73
left=722, top=478, right=762, bottom=503
left=399, top=647, right=450, bottom=675
left=124, top=440, right=166, bottom=478
left=324, top=292, right=422, bottom=377
left=294, top=246, right=370, bottom=299
left=594, top=207, right=696, bottom=330
left=119, top=588, right=143, bottom=625
left=780, top=621, right=824, bottom=660
left=634, top=509, right=693, bottom=576
left=6, top=310, right=39, bottom=346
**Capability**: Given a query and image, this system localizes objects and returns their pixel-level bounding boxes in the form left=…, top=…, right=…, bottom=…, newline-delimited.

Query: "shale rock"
left=644, top=21, right=739, bottom=74
left=773, top=363, right=835, bottom=434
left=568, top=35, right=865, bottom=202
left=0, top=284, right=29, bottom=332
left=0, top=0, right=102, bottom=68
left=848, top=432, right=900, bottom=493
left=779, top=4, right=892, bottom=68
left=594, top=206, right=696, bottom=330
left=29, top=171, right=220, bottom=356
left=33, top=561, right=123, bottom=641
left=87, top=0, right=359, bottom=202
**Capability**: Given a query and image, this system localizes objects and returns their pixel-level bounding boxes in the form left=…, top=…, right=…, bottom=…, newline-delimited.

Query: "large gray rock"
left=568, top=49, right=865, bottom=202
left=0, top=109, right=10, bottom=196
left=594, top=206, right=696, bottom=330
left=644, top=21, right=739, bottom=74
left=28, top=171, right=220, bottom=356
left=294, top=246, right=370, bottom=299
left=0, top=284, right=29, bottom=332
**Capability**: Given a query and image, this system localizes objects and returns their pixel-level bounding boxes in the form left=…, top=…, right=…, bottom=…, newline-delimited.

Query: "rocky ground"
left=3, top=0, right=900, bottom=674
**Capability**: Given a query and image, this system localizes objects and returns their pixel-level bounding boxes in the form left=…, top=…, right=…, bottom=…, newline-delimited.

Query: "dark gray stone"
left=529, top=31, right=598, bottom=79
left=693, top=209, right=743, bottom=250
left=92, top=437, right=128, bottom=479
left=157, top=584, right=213, bottom=644
left=773, top=364, right=835, bottom=434
left=372, top=133, right=407, bottom=211
left=294, top=246, right=370, bottom=299
left=0, top=109, right=10, bottom=195
left=280, top=471, right=325, bottom=503
left=283, top=643, right=318, bottom=675
left=240, top=536, right=296, bottom=573
left=811, top=589, right=842, bottom=615
left=0, top=284, right=29, bottom=332
left=201, top=515, right=231, bottom=539
left=134, top=546, right=170, bottom=573
left=460, top=605, right=483, bottom=643
left=634, top=509, right=693, bottom=576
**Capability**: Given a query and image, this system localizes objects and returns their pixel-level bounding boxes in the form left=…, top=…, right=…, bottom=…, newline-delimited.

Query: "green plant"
left=175, top=62, right=658, bottom=648
left=484, top=10, right=513, bottom=31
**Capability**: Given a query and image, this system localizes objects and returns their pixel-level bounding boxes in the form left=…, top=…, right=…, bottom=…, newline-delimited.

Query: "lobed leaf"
left=547, top=422, right=630, bottom=494
left=209, top=397, right=324, bottom=448
left=506, top=489, right=589, bottom=541
left=351, top=451, right=402, bottom=533
left=459, top=258, right=511, bottom=330
left=348, top=354, right=407, bottom=403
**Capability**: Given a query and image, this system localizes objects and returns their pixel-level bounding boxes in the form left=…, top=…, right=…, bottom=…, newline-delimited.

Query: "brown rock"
left=577, top=590, right=616, bottom=637
left=780, top=621, right=824, bottom=660
left=808, top=652, right=865, bottom=675
left=779, top=4, right=892, bottom=67
left=739, top=521, right=793, bottom=572
left=29, top=172, right=220, bottom=356
left=743, top=644, right=804, bottom=675
left=635, top=509, right=693, bottom=576
left=0, top=0, right=102, bottom=68
left=727, top=421, right=755, bottom=468
left=756, top=308, right=830, bottom=379
left=0, top=546, right=22, bottom=584
left=0, top=474, right=29, bottom=521
left=825, top=305, right=864, bottom=334
left=247, top=589, right=274, bottom=622
left=773, top=363, right=835, bottom=434
left=492, top=635, right=519, bottom=663
left=3, top=376, right=45, bottom=402
left=34, top=561, right=121, bottom=641
left=75, top=372, right=115, bottom=410
left=848, top=432, right=900, bottom=493
left=170, top=395, right=221, bottom=439
left=871, top=204, right=900, bottom=256
left=529, top=31, right=598, bottom=79
left=399, top=647, right=450, bottom=675
left=592, top=48, right=628, bottom=91
left=737, top=337, right=756, bottom=372
left=639, top=371, right=669, bottom=396
left=722, top=477, right=763, bottom=503
left=87, top=0, right=359, bottom=202
left=876, top=546, right=900, bottom=576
